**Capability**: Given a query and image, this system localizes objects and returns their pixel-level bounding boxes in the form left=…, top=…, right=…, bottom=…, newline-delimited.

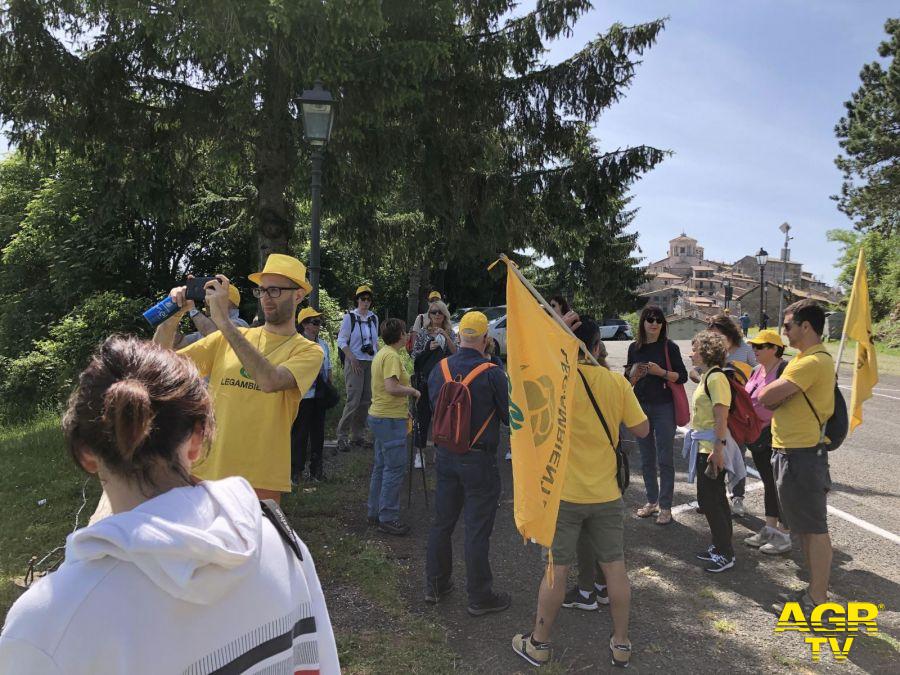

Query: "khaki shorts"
left=543, top=499, right=625, bottom=566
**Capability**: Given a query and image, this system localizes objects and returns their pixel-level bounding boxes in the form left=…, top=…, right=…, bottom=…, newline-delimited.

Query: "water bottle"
left=143, top=297, right=180, bottom=326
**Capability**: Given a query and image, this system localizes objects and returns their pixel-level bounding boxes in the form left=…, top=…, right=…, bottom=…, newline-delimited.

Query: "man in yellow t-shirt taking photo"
left=513, top=316, right=649, bottom=670
left=153, top=254, right=324, bottom=503
left=759, top=300, right=835, bottom=610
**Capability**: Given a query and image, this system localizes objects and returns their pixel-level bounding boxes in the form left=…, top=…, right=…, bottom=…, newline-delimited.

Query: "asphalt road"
left=378, top=339, right=900, bottom=673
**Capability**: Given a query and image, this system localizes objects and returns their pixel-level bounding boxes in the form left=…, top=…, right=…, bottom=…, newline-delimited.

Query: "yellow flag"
left=844, top=249, right=878, bottom=431
left=503, top=261, right=579, bottom=548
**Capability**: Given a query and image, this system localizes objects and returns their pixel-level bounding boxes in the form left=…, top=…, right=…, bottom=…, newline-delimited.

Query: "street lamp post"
left=756, top=247, right=769, bottom=328
left=777, top=221, right=792, bottom=326
left=296, top=81, right=335, bottom=310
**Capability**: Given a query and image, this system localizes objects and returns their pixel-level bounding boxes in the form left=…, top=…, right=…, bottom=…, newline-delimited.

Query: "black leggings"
left=291, top=397, right=327, bottom=479
left=748, top=426, right=780, bottom=520
left=696, top=453, right=734, bottom=558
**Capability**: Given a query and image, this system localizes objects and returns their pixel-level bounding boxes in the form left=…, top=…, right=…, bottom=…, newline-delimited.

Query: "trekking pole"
left=416, top=411, right=429, bottom=508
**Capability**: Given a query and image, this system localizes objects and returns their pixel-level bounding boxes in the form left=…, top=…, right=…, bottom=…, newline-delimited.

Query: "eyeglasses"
left=252, top=286, right=299, bottom=299
left=751, top=343, right=773, bottom=350
left=358, top=295, right=373, bottom=302
left=429, top=310, right=442, bottom=315
left=645, top=316, right=664, bottom=324
left=305, top=319, right=322, bottom=326
left=782, top=322, right=794, bottom=331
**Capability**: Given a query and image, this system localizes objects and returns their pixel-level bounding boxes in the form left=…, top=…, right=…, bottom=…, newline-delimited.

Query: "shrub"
left=0, top=292, right=150, bottom=422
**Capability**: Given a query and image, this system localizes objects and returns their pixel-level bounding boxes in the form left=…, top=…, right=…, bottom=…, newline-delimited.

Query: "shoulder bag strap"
left=703, top=366, right=724, bottom=401
left=577, top=369, right=614, bottom=447
left=461, top=361, right=496, bottom=386
left=439, top=358, right=453, bottom=383
left=260, top=499, right=303, bottom=562
left=663, top=340, right=673, bottom=390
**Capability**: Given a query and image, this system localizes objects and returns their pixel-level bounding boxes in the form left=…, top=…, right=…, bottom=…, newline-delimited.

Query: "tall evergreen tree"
left=834, top=17, right=900, bottom=237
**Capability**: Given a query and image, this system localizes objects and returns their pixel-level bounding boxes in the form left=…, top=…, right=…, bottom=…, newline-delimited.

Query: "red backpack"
left=704, top=366, right=763, bottom=445
left=432, top=358, right=497, bottom=454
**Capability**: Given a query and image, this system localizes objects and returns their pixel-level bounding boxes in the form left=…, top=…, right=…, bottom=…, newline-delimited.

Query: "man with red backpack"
left=424, top=311, right=511, bottom=617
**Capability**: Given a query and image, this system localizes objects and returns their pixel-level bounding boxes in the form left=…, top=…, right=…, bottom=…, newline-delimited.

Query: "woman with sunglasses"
left=410, top=300, right=457, bottom=468
left=625, top=306, right=688, bottom=525
left=742, top=330, right=792, bottom=554
left=291, top=307, right=332, bottom=484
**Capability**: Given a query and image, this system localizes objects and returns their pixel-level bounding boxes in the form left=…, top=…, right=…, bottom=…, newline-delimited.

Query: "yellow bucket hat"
left=248, top=254, right=312, bottom=292
left=297, top=307, right=323, bottom=325
left=227, top=285, right=241, bottom=307
left=459, top=311, right=488, bottom=338
left=747, top=329, right=785, bottom=348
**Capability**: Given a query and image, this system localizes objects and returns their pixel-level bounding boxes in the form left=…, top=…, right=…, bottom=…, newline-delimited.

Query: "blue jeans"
left=426, top=448, right=501, bottom=604
left=366, top=416, right=408, bottom=523
left=637, top=401, right=676, bottom=509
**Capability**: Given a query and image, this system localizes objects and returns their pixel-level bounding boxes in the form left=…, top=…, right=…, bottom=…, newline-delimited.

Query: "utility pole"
left=777, top=222, right=792, bottom=326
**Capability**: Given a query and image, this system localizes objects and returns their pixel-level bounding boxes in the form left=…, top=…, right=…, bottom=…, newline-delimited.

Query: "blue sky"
left=2, top=2, right=893, bottom=284
left=544, top=0, right=896, bottom=284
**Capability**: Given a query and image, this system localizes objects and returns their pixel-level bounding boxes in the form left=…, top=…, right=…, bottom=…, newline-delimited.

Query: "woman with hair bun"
left=0, top=337, right=339, bottom=674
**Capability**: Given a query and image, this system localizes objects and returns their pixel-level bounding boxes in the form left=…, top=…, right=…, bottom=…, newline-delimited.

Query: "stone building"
left=735, top=282, right=831, bottom=326
left=732, top=255, right=803, bottom=287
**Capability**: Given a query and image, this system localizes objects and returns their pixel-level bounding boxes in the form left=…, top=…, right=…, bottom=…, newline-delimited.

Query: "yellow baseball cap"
left=459, top=311, right=488, bottom=337
left=297, top=307, right=323, bottom=325
left=748, top=329, right=785, bottom=348
left=248, top=254, right=312, bottom=292
left=355, top=285, right=373, bottom=297
left=428, top=290, right=442, bottom=301
left=227, top=285, right=241, bottom=307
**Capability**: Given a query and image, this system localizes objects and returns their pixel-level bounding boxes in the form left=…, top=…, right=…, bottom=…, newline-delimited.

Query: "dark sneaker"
left=366, top=515, right=378, bottom=526
left=512, top=632, right=551, bottom=667
left=468, top=591, right=511, bottom=617
left=704, top=553, right=735, bottom=573
left=773, top=589, right=817, bottom=615
left=378, top=520, right=410, bottom=536
left=562, top=587, right=598, bottom=611
left=337, top=439, right=351, bottom=453
left=595, top=584, right=610, bottom=606
left=424, top=579, right=455, bottom=604
left=290, top=475, right=300, bottom=488
left=695, top=545, right=718, bottom=562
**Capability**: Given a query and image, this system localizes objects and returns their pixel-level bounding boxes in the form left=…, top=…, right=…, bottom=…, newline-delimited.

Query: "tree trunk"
left=254, top=40, right=295, bottom=266
left=406, top=265, right=421, bottom=325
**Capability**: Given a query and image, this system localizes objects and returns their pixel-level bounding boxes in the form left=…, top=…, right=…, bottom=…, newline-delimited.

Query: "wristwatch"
left=716, top=438, right=727, bottom=446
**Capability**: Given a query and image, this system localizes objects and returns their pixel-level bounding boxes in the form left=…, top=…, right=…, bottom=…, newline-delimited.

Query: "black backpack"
left=801, top=378, right=848, bottom=452
left=338, top=312, right=378, bottom=367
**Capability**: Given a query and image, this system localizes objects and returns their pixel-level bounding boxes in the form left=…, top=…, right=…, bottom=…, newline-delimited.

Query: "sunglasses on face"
left=429, top=310, right=442, bottom=315
left=252, top=286, right=299, bottom=299
left=752, top=343, right=773, bottom=350
left=644, top=316, right=664, bottom=324
left=358, top=295, right=372, bottom=302
left=306, top=319, right=322, bottom=326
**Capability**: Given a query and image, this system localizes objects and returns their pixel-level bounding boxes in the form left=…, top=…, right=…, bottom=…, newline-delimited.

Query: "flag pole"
left=497, top=254, right=600, bottom=367
left=834, top=249, right=863, bottom=380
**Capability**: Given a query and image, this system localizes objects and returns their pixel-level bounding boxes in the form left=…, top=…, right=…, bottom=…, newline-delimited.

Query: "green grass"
left=0, top=416, right=456, bottom=673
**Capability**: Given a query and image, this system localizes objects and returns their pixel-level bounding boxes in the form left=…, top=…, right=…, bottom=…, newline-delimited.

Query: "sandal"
left=655, top=509, right=673, bottom=526
left=636, top=503, right=659, bottom=518
left=609, top=635, right=632, bottom=668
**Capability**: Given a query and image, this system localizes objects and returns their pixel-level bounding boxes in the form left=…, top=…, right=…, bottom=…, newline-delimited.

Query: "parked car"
left=450, top=305, right=506, bottom=332
left=599, top=318, right=633, bottom=341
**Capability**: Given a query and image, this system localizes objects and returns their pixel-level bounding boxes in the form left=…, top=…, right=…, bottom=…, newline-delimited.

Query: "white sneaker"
left=413, top=451, right=424, bottom=469
left=760, top=532, right=792, bottom=555
left=731, top=496, right=746, bottom=517
left=744, top=527, right=772, bottom=548
left=505, top=451, right=512, bottom=461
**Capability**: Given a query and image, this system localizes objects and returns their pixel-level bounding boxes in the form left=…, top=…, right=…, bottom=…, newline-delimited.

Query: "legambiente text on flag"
left=844, top=249, right=878, bottom=432
left=499, top=259, right=579, bottom=549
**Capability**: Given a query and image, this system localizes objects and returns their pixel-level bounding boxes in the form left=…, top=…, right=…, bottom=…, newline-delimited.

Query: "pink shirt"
left=745, top=361, right=784, bottom=425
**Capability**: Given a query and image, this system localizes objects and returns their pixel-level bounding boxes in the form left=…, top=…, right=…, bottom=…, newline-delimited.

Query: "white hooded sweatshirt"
left=0, top=477, right=339, bottom=674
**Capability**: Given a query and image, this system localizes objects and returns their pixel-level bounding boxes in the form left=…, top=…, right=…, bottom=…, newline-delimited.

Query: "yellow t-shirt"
left=369, top=345, right=411, bottom=419
left=771, top=343, right=835, bottom=449
left=562, top=364, right=647, bottom=504
left=179, top=327, right=323, bottom=492
left=691, top=369, right=731, bottom=453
